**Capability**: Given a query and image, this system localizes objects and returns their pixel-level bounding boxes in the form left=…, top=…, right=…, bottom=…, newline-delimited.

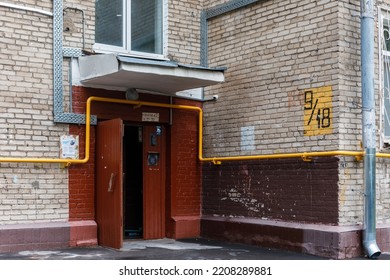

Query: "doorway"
left=96, top=120, right=166, bottom=249
left=123, top=126, right=143, bottom=239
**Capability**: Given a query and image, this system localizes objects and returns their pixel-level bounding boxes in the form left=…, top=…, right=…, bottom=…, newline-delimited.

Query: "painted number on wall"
left=304, top=86, right=333, bottom=136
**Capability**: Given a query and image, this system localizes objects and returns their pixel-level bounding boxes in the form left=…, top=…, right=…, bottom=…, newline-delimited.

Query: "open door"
left=96, top=118, right=123, bottom=249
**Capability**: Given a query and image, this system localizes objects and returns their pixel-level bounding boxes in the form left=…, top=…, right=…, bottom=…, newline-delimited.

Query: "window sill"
left=92, top=43, right=168, bottom=61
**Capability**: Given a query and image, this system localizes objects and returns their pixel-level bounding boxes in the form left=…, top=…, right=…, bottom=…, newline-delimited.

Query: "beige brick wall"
left=203, top=0, right=340, bottom=157
left=201, top=0, right=390, bottom=226
left=336, top=0, right=363, bottom=225
left=204, top=0, right=228, bottom=9
left=62, top=0, right=95, bottom=51
left=375, top=0, right=390, bottom=225
left=0, top=1, right=68, bottom=224
left=168, top=0, right=203, bottom=64
left=338, top=0, right=390, bottom=225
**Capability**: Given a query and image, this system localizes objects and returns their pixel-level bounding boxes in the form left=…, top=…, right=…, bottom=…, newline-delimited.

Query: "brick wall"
left=168, top=0, right=203, bottom=64
left=203, top=157, right=339, bottom=224
left=198, top=0, right=390, bottom=231
left=0, top=1, right=69, bottom=224
left=169, top=99, right=202, bottom=216
left=199, top=0, right=390, bottom=228
left=200, top=0, right=344, bottom=228
left=68, top=125, right=95, bottom=221
left=62, top=0, right=95, bottom=50
left=338, top=0, right=390, bottom=226
left=203, top=0, right=340, bottom=157
left=2, top=0, right=390, bottom=249
left=166, top=98, right=202, bottom=238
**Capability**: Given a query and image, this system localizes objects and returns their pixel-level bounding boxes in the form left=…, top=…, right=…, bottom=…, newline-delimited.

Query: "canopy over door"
left=96, top=118, right=124, bottom=249
left=79, top=54, right=225, bottom=95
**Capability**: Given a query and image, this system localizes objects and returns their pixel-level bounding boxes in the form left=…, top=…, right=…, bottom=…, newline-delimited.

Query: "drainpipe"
left=360, top=0, right=381, bottom=259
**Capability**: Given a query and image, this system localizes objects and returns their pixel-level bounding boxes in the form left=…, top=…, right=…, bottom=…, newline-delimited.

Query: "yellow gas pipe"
left=1, top=95, right=390, bottom=166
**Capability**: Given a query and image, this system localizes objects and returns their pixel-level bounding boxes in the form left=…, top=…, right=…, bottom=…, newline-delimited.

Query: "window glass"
left=384, top=58, right=390, bottom=137
left=131, top=0, right=163, bottom=54
left=383, top=19, right=390, bottom=51
left=95, top=0, right=124, bottom=47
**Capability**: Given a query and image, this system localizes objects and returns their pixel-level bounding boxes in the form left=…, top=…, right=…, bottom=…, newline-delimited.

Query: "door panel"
left=96, top=118, right=123, bottom=249
left=143, top=125, right=166, bottom=239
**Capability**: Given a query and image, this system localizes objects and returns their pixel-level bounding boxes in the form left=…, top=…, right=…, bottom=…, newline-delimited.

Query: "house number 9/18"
left=303, top=86, right=333, bottom=136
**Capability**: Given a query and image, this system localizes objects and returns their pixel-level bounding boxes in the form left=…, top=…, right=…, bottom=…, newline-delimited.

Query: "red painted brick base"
left=0, top=221, right=97, bottom=253
left=201, top=216, right=390, bottom=259
left=170, top=216, right=200, bottom=239
left=0, top=222, right=70, bottom=253
left=69, top=220, right=98, bottom=247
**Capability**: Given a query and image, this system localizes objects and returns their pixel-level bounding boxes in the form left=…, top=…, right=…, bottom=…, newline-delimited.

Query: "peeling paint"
left=223, top=186, right=261, bottom=213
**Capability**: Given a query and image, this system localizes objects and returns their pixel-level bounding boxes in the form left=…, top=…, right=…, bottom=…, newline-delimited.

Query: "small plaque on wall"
left=60, top=135, right=79, bottom=159
left=142, top=112, right=159, bottom=122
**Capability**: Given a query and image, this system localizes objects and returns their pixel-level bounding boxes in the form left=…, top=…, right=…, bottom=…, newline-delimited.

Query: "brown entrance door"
left=96, top=118, right=123, bottom=249
left=143, top=125, right=166, bottom=239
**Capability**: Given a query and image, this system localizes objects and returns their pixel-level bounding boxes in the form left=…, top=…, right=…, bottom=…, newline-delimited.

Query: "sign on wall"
left=142, top=112, right=160, bottom=122
left=60, top=135, right=79, bottom=159
left=303, top=86, right=333, bottom=136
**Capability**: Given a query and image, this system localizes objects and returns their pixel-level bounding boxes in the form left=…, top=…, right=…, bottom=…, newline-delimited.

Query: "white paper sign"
left=60, top=135, right=79, bottom=159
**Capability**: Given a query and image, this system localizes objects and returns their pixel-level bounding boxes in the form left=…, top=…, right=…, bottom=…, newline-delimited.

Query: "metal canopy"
left=79, top=54, right=225, bottom=94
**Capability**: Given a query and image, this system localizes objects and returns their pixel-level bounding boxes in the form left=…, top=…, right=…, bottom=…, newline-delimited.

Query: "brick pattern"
left=62, top=0, right=95, bottom=51
left=376, top=159, right=390, bottom=225
left=0, top=222, right=70, bottom=253
left=337, top=1, right=390, bottom=226
left=376, top=1, right=390, bottom=227
left=2, top=0, right=390, bottom=253
left=203, top=157, right=339, bottom=224
left=203, top=0, right=340, bottom=158
left=199, top=0, right=390, bottom=228
left=68, top=124, right=95, bottom=221
left=168, top=0, right=203, bottom=64
left=201, top=216, right=370, bottom=259
left=337, top=0, right=361, bottom=150
left=0, top=2, right=68, bottom=224
left=169, top=99, right=202, bottom=217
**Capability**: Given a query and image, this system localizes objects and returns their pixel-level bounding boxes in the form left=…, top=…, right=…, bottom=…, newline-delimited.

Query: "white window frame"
left=379, top=7, right=390, bottom=147
left=93, top=0, right=168, bottom=60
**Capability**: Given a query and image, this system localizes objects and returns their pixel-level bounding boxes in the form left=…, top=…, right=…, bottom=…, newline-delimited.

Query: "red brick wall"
left=202, top=157, right=339, bottom=224
left=164, top=98, right=202, bottom=238
left=169, top=99, right=202, bottom=217
left=68, top=87, right=97, bottom=221
left=69, top=87, right=118, bottom=221
left=68, top=125, right=95, bottom=221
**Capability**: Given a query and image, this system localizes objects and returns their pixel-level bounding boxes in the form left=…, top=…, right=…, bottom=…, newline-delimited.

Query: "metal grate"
left=52, top=1, right=97, bottom=125
left=204, top=0, right=260, bottom=19
left=62, top=47, right=83, bottom=58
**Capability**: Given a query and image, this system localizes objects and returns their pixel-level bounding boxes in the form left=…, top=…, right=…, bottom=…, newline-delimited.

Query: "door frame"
left=96, top=121, right=167, bottom=248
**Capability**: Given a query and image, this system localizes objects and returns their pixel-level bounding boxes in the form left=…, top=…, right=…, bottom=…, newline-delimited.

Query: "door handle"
left=108, top=172, right=116, bottom=192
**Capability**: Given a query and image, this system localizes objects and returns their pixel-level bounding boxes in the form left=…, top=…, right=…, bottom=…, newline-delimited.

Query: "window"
left=380, top=9, right=390, bottom=145
left=94, top=0, right=166, bottom=58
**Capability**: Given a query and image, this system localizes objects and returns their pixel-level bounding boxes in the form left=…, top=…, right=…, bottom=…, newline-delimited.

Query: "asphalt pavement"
left=0, top=238, right=389, bottom=260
